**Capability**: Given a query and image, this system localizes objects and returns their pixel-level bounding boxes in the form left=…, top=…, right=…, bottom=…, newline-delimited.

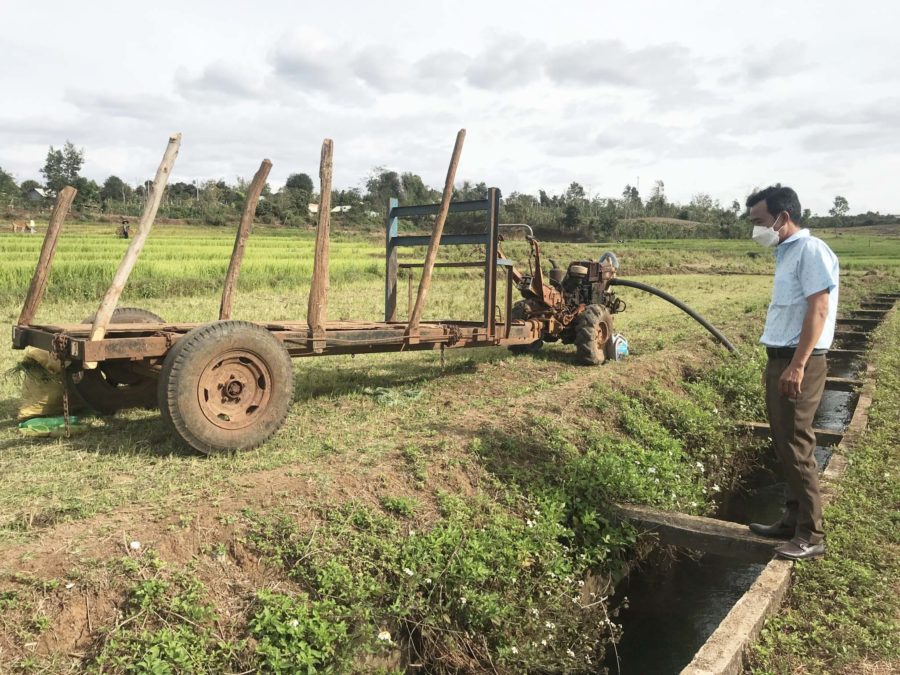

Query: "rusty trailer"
left=11, top=130, right=623, bottom=454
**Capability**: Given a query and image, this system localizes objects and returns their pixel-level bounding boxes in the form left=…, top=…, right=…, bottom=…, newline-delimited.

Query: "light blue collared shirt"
left=761, top=229, right=839, bottom=349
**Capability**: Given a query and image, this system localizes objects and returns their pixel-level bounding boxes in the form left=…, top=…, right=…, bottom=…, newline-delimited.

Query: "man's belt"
left=766, top=346, right=828, bottom=359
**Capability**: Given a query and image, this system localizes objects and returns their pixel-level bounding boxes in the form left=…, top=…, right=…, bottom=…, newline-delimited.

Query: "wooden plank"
left=87, top=133, right=181, bottom=361
left=219, top=159, right=272, bottom=320
left=307, top=139, right=333, bottom=352
left=17, top=186, right=77, bottom=326
left=615, top=504, right=776, bottom=563
left=406, top=129, right=466, bottom=341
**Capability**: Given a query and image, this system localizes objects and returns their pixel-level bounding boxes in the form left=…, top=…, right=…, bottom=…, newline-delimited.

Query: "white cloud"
left=1, top=0, right=899, bottom=214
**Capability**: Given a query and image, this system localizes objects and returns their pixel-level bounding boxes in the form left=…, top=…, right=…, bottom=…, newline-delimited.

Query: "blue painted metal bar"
left=385, top=197, right=399, bottom=321
left=392, top=233, right=489, bottom=248
left=390, top=198, right=489, bottom=218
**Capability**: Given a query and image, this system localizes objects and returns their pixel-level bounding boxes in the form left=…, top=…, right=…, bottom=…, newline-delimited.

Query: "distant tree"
left=802, top=208, right=812, bottom=222
left=621, top=184, right=642, bottom=218
left=100, top=175, right=131, bottom=204
left=0, top=166, right=16, bottom=204
left=20, top=179, right=41, bottom=197
left=400, top=172, right=437, bottom=205
left=646, top=180, right=667, bottom=215
left=72, top=177, right=100, bottom=210
left=731, top=199, right=742, bottom=215
left=41, top=141, right=84, bottom=194
left=365, top=168, right=402, bottom=210
left=828, top=195, right=849, bottom=218
left=285, top=173, right=314, bottom=194
left=454, top=180, right=488, bottom=200
left=563, top=204, right=581, bottom=230
left=564, top=181, right=586, bottom=203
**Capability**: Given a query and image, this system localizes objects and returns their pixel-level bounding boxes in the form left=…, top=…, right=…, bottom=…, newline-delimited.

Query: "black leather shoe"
left=775, top=540, right=826, bottom=560
left=748, top=520, right=795, bottom=539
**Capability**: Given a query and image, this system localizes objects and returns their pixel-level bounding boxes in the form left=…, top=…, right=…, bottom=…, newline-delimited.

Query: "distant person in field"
left=746, top=184, right=839, bottom=561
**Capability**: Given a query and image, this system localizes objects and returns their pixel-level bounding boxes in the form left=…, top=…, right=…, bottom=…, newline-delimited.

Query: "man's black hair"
left=746, top=184, right=802, bottom=223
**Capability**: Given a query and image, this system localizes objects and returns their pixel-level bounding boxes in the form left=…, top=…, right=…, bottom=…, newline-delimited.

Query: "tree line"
left=1, top=142, right=896, bottom=239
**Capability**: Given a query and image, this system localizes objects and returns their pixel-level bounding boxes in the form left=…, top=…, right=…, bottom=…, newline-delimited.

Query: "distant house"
left=331, top=205, right=352, bottom=214
left=25, top=187, right=50, bottom=202
left=308, top=203, right=319, bottom=214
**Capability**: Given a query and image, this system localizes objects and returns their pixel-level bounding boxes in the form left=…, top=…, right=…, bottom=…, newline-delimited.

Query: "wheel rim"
left=595, top=318, right=611, bottom=351
left=197, top=350, right=272, bottom=430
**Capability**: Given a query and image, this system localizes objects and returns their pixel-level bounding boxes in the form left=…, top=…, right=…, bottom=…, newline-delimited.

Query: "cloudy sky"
left=2, top=0, right=898, bottom=214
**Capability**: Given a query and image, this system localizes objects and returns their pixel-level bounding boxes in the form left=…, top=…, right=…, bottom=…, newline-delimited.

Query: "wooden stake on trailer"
left=307, top=139, right=333, bottom=353
left=86, top=133, right=181, bottom=366
left=405, top=129, right=466, bottom=343
left=17, top=186, right=77, bottom=327
left=219, top=158, right=273, bottom=320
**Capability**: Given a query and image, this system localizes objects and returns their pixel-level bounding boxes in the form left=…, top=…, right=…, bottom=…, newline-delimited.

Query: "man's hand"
left=779, top=362, right=805, bottom=399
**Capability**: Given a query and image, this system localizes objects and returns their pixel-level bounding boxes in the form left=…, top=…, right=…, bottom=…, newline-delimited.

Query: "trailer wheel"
left=574, top=304, right=615, bottom=365
left=508, top=301, right=544, bottom=354
left=158, top=321, right=294, bottom=455
left=69, top=307, right=165, bottom=413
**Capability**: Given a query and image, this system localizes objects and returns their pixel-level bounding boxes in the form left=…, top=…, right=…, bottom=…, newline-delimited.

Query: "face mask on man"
left=751, top=214, right=783, bottom=248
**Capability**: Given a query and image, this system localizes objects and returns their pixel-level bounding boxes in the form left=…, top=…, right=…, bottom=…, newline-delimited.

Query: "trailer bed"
left=13, top=318, right=538, bottom=363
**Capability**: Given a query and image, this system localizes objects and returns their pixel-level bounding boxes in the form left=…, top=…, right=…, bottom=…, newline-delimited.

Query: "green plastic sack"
left=18, top=416, right=92, bottom=437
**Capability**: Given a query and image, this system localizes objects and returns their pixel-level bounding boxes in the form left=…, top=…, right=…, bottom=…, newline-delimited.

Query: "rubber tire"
left=508, top=301, right=544, bottom=354
left=70, top=307, right=165, bottom=414
left=158, top=321, right=294, bottom=455
left=574, top=304, right=615, bottom=366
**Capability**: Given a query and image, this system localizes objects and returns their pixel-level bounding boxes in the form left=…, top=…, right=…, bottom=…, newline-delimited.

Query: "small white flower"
left=696, top=461, right=705, bottom=472
left=541, top=639, right=548, bottom=647
left=511, top=646, right=519, bottom=654
left=526, top=519, right=535, bottom=528
left=711, top=484, right=721, bottom=493
left=129, top=540, right=141, bottom=551
left=648, top=467, right=657, bottom=474
left=460, top=597, right=467, bottom=605
left=377, top=630, right=392, bottom=642
left=403, top=567, right=414, bottom=577
left=424, top=577, right=432, bottom=585
left=544, top=621, right=555, bottom=629
left=567, top=648, right=576, bottom=658
left=530, top=608, right=540, bottom=617
left=577, top=579, right=585, bottom=587
left=572, top=596, right=580, bottom=604
left=289, top=619, right=299, bottom=628
left=690, top=501, right=698, bottom=508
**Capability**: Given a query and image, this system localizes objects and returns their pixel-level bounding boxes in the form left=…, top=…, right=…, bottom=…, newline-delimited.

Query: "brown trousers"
left=764, top=355, right=827, bottom=544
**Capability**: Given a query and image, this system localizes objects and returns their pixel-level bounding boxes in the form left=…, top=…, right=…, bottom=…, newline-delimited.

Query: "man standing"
left=746, top=185, right=839, bottom=561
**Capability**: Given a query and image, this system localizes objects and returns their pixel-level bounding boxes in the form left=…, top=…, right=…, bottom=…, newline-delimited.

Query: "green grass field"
left=0, top=222, right=896, bottom=672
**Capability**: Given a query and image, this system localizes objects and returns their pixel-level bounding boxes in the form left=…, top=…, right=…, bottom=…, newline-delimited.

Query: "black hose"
left=610, top=278, right=737, bottom=353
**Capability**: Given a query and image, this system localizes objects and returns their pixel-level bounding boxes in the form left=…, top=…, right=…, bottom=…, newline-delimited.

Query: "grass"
left=748, top=310, right=900, bottom=675
left=0, top=222, right=896, bottom=672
